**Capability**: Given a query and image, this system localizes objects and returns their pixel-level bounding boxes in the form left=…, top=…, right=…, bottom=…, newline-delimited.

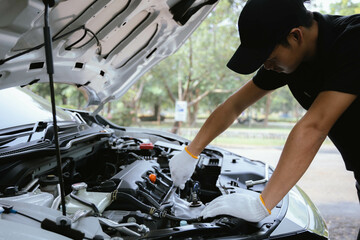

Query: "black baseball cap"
left=227, top=0, right=310, bottom=74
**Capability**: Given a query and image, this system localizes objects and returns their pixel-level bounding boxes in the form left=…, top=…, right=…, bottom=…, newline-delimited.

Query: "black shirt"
left=253, top=12, right=360, bottom=172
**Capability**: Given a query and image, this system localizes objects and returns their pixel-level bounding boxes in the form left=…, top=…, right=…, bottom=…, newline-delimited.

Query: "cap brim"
left=227, top=45, right=273, bottom=75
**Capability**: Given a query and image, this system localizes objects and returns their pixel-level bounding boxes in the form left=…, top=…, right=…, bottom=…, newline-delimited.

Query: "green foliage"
left=330, top=0, right=360, bottom=15
left=271, top=87, right=296, bottom=113
left=29, top=0, right=359, bottom=128
left=28, top=83, right=87, bottom=109
left=135, top=0, right=250, bottom=121
left=105, top=87, right=140, bottom=126
left=139, top=71, right=171, bottom=111
left=110, top=105, right=135, bottom=126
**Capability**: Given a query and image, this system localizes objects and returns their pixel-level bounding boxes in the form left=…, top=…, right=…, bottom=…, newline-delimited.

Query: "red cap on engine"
left=140, top=143, right=154, bottom=150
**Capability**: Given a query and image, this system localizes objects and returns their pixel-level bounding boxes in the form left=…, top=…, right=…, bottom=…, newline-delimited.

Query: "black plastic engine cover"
left=111, top=160, right=172, bottom=203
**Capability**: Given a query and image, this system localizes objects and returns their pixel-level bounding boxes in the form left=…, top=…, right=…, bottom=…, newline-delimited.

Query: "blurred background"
left=28, top=0, right=360, bottom=137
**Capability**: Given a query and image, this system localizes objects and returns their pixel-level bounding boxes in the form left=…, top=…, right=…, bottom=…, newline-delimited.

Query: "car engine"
left=0, top=119, right=279, bottom=239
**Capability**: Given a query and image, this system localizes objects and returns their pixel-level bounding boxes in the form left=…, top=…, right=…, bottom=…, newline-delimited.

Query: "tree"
left=330, top=0, right=360, bottom=15
left=104, top=80, right=144, bottom=126
left=138, top=72, right=170, bottom=124
left=140, top=0, right=248, bottom=133
left=29, top=83, right=87, bottom=109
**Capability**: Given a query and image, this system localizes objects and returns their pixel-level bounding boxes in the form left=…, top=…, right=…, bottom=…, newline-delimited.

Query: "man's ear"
left=288, top=28, right=303, bottom=44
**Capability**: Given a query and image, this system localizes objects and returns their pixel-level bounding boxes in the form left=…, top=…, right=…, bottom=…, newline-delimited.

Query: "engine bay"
left=0, top=122, right=285, bottom=239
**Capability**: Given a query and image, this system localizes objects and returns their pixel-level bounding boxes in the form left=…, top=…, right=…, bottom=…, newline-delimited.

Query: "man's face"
left=263, top=43, right=304, bottom=74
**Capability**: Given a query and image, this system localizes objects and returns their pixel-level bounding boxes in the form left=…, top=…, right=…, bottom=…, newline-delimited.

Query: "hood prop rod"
left=42, top=0, right=67, bottom=216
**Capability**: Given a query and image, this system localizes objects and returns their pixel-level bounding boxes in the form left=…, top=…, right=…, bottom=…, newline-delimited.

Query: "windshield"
left=0, top=87, right=74, bottom=130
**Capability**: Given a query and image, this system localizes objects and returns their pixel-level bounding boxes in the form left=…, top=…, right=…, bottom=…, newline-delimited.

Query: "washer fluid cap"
left=72, top=182, right=87, bottom=191
left=180, top=220, right=187, bottom=226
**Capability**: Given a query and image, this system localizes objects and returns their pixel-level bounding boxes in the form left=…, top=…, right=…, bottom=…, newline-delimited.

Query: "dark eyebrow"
left=266, top=57, right=277, bottom=62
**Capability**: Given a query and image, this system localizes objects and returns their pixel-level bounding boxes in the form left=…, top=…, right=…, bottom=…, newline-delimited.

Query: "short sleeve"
left=321, top=31, right=360, bottom=95
left=252, top=66, right=288, bottom=90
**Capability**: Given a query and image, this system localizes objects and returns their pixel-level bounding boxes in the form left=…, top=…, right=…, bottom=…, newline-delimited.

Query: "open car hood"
left=0, top=0, right=218, bottom=109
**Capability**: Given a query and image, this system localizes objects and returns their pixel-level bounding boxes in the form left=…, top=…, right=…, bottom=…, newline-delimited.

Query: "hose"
left=112, top=191, right=202, bottom=223
left=137, top=190, right=161, bottom=209
left=163, top=213, right=202, bottom=223
left=70, top=192, right=100, bottom=216
left=112, top=191, right=155, bottom=214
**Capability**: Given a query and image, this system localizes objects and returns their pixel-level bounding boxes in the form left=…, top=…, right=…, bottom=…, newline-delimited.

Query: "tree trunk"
left=107, top=102, right=112, bottom=119
left=189, top=84, right=196, bottom=127
left=154, top=103, right=159, bottom=118
left=264, top=94, right=272, bottom=127
left=188, top=100, right=199, bottom=127
left=77, top=92, right=82, bottom=109
left=128, top=81, right=145, bottom=125
left=171, top=121, right=181, bottom=134
left=154, top=103, right=161, bottom=125
left=62, top=95, right=67, bottom=105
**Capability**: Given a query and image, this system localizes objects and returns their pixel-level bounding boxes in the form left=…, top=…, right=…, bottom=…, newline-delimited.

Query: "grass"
left=202, top=136, right=287, bottom=147
left=128, top=120, right=334, bottom=147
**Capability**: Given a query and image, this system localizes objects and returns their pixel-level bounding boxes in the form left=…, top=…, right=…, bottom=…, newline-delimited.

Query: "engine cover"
left=111, top=160, right=173, bottom=203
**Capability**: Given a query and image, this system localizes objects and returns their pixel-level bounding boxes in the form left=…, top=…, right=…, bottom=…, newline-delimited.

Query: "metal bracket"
left=245, top=163, right=269, bottom=188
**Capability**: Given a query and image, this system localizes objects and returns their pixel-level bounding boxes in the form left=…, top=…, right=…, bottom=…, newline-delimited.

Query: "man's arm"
left=187, top=79, right=271, bottom=156
left=261, top=90, right=357, bottom=210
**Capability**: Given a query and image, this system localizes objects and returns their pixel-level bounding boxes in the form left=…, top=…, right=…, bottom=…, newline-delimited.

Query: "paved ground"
left=219, top=144, right=360, bottom=240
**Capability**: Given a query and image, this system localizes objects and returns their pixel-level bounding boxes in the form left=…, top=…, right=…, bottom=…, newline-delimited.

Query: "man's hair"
left=278, top=10, right=314, bottom=47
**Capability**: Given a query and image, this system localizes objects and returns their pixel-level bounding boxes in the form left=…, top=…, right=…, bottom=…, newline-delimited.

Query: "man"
left=169, top=0, right=360, bottom=228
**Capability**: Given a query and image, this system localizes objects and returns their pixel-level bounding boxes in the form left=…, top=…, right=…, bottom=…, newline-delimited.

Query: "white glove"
left=201, top=192, right=271, bottom=222
left=169, top=146, right=198, bottom=189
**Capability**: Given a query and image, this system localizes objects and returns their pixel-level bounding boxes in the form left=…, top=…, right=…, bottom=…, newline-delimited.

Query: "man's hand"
left=169, top=146, right=198, bottom=189
left=201, top=192, right=271, bottom=222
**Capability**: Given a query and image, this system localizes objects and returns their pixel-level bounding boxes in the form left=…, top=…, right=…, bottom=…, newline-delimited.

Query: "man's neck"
left=304, top=19, right=319, bottom=62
